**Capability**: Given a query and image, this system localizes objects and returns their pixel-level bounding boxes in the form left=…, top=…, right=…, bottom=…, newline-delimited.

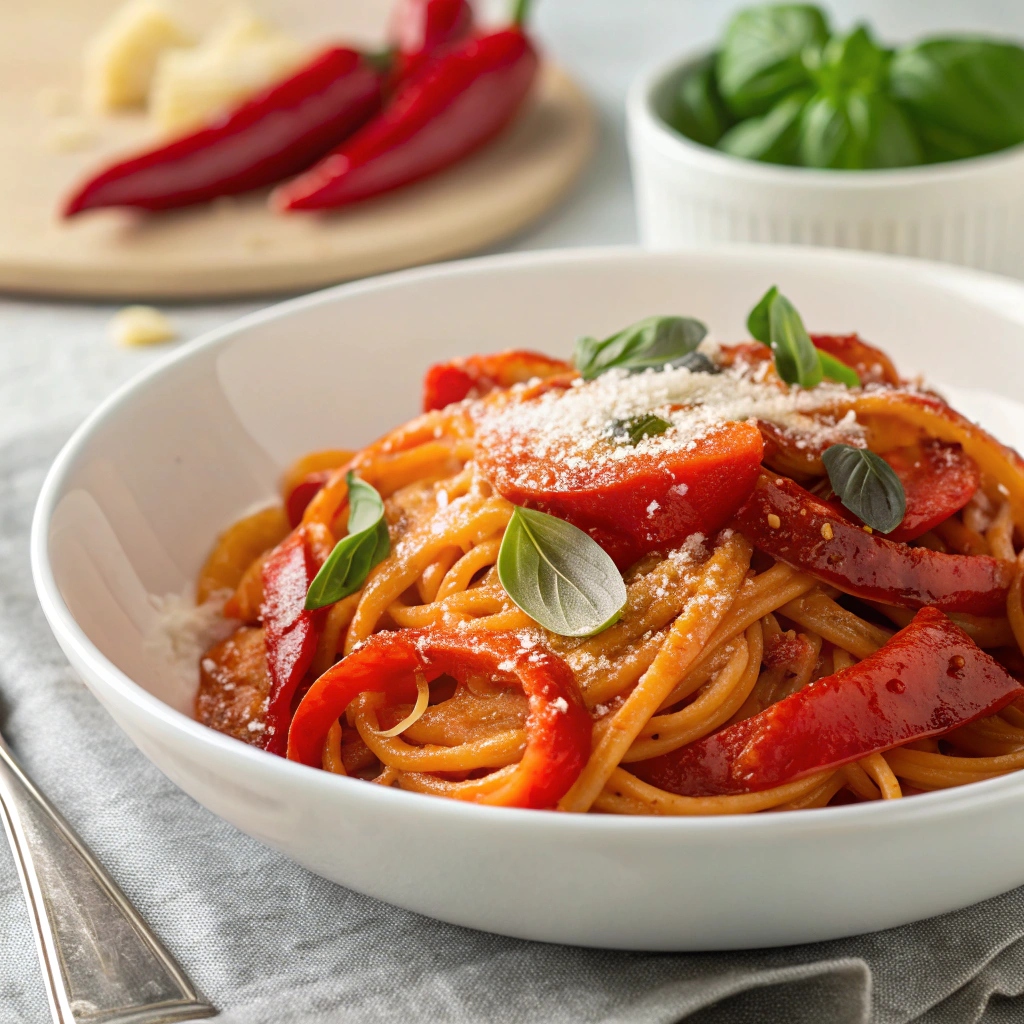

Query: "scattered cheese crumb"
left=551, top=697, right=569, bottom=713
left=44, top=119, right=99, bottom=153
left=84, top=0, right=193, bottom=113
left=646, top=500, right=660, bottom=517
left=767, top=513, right=781, bottom=529
left=108, top=305, right=178, bottom=347
left=862, top=525, right=874, bottom=534
left=149, top=9, right=306, bottom=134
left=821, top=522, right=834, bottom=540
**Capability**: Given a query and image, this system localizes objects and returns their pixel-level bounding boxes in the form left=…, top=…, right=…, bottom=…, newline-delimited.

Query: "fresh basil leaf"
left=497, top=507, right=627, bottom=638
left=716, top=4, right=829, bottom=117
left=822, top=444, right=906, bottom=534
left=669, top=55, right=733, bottom=147
left=817, top=349, right=860, bottom=387
left=798, top=90, right=921, bottom=169
left=747, top=286, right=777, bottom=344
left=609, top=413, right=672, bottom=446
left=915, top=120, right=990, bottom=164
left=305, top=472, right=390, bottom=610
left=573, top=315, right=708, bottom=380
left=717, top=90, right=809, bottom=164
left=890, top=39, right=1024, bottom=154
left=676, top=350, right=720, bottom=375
left=806, top=25, right=888, bottom=95
left=769, top=293, right=823, bottom=387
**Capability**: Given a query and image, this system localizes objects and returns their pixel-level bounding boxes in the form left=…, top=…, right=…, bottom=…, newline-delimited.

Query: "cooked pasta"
left=192, top=314, right=1024, bottom=813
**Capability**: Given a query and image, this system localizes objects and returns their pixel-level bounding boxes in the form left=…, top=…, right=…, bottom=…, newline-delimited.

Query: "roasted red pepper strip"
left=274, top=27, right=539, bottom=211
left=63, top=47, right=384, bottom=215
left=260, top=523, right=334, bottom=755
left=390, top=0, right=475, bottom=80
left=882, top=440, right=979, bottom=542
left=287, top=628, right=591, bottom=809
left=811, top=333, right=901, bottom=387
left=285, top=470, right=335, bottom=528
left=479, top=418, right=764, bottom=570
left=423, top=349, right=574, bottom=411
left=632, top=607, right=1023, bottom=797
left=733, top=473, right=1013, bottom=614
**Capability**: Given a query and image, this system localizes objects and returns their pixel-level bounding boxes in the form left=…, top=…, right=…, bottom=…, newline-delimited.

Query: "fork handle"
left=0, top=736, right=217, bottom=1024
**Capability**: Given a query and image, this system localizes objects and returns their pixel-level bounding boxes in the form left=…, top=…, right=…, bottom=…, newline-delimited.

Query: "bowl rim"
left=29, top=243, right=1024, bottom=837
left=627, top=48, right=1024, bottom=188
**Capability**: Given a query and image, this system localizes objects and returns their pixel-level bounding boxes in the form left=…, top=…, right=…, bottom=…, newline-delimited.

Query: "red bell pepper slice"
left=479, top=419, right=764, bottom=569
left=422, top=349, right=574, bottom=412
left=881, top=440, right=979, bottom=542
left=811, top=333, right=900, bottom=387
left=390, top=0, right=475, bottom=81
left=632, top=607, right=1023, bottom=797
left=260, top=524, right=333, bottom=754
left=732, top=473, right=1013, bottom=614
left=287, top=628, right=591, bottom=809
left=63, top=47, right=384, bottom=215
left=274, top=27, right=539, bottom=210
left=285, top=470, right=335, bottom=528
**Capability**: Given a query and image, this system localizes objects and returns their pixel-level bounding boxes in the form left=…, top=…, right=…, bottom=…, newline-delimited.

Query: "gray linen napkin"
left=4, top=300, right=1024, bottom=1024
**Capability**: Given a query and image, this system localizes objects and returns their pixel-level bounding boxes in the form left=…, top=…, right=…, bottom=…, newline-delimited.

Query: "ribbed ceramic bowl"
left=628, top=52, right=1024, bottom=277
left=30, top=246, right=1024, bottom=951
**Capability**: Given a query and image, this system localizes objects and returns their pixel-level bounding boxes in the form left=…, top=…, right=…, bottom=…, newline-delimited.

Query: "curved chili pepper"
left=632, top=607, right=1023, bottom=797
left=390, top=0, right=475, bottom=81
left=273, top=27, right=539, bottom=211
left=260, top=523, right=334, bottom=755
left=63, top=47, right=384, bottom=215
left=287, top=628, right=591, bottom=809
left=732, top=473, right=1013, bottom=614
left=422, top=349, right=573, bottom=412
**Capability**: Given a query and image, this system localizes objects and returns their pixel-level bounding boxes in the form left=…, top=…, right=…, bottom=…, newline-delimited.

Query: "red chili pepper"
left=732, top=472, right=1013, bottom=613
left=273, top=26, right=539, bottom=211
left=63, top=47, right=384, bottom=216
left=287, top=628, right=591, bottom=809
left=479, top=417, right=764, bottom=570
left=632, top=607, right=1023, bottom=797
left=390, top=0, right=475, bottom=81
left=260, top=524, right=334, bottom=755
left=423, top=349, right=573, bottom=411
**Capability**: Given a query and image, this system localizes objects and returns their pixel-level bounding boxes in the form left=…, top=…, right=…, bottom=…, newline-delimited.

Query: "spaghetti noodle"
left=193, top=318, right=1024, bottom=813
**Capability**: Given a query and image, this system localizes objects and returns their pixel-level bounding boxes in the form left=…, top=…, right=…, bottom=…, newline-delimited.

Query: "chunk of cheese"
left=108, top=306, right=177, bottom=347
left=84, top=0, right=193, bottom=112
left=149, top=9, right=307, bottom=135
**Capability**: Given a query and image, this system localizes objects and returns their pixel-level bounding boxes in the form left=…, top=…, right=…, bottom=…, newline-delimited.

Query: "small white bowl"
left=628, top=52, right=1024, bottom=277
left=30, top=246, right=1024, bottom=950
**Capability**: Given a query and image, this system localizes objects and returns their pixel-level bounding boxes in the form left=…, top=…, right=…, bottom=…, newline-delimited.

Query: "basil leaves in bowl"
left=626, top=5, right=1024, bottom=276
left=668, top=3, right=1024, bottom=170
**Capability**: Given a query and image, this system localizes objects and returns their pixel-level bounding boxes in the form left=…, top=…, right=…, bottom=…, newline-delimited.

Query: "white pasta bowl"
left=628, top=52, right=1024, bottom=278
left=30, top=246, right=1024, bottom=951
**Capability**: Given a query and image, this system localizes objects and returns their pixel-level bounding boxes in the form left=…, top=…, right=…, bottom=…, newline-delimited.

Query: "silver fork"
left=0, top=728, right=217, bottom=1024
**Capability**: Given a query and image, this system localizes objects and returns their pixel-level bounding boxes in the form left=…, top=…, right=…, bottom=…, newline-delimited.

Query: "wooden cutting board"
left=0, top=2, right=595, bottom=300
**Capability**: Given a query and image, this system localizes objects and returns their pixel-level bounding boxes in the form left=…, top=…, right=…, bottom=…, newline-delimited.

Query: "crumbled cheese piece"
left=767, top=513, right=781, bottom=529
left=246, top=720, right=265, bottom=733
left=863, top=525, right=874, bottom=534
left=84, top=0, right=193, bottom=113
left=150, top=9, right=306, bottom=133
left=551, top=697, right=568, bottom=713
left=821, top=522, right=834, bottom=540
left=436, top=489, right=449, bottom=508
left=108, top=306, right=177, bottom=347
left=646, top=500, right=660, bottom=516
left=43, top=119, right=99, bottom=153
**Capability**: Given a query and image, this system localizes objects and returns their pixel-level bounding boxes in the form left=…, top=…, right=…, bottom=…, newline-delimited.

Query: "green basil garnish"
left=573, top=315, right=708, bottom=380
left=305, top=472, right=390, bottom=610
left=669, top=54, right=734, bottom=148
left=677, top=350, right=720, bottom=375
left=748, top=286, right=859, bottom=387
left=609, top=413, right=672, bottom=446
left=822, top=444, right=906, bottom=534
left=497, top=507, right=627, bottom=638
left=817, top=349, right=861, bottom=388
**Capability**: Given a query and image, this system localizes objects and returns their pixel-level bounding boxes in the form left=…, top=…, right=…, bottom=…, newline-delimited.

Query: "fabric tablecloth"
left=6, top=2, right=1024, bottom=1021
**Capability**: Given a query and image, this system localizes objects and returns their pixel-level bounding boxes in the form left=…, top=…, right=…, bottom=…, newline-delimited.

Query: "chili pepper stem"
left=510, top=0, right=533, bottom=27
